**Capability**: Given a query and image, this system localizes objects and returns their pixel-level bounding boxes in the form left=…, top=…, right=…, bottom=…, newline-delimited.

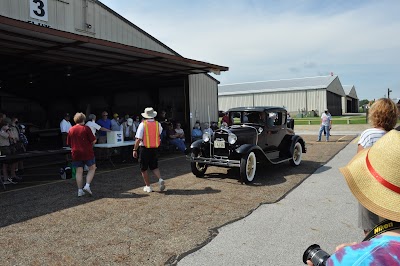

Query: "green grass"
left=294, top=116, right=368, bottom=125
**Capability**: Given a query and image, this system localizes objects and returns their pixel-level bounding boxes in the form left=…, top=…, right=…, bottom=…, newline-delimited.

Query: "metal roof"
left=0, top=15, right=228, bottom=101
left=343, top=85, right=358, bottom=99
left=228, top=106, right=286, bottom=112
left=219, top=75, right=338, bottom=96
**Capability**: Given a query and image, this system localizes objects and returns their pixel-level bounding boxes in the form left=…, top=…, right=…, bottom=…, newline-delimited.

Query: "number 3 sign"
left=30, top=0, right=48, bottom=22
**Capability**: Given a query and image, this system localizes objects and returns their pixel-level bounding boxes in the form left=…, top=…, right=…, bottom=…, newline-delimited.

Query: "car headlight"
left=228, top=133, right=237, bottom=144
left=202, top=132, right=210, bottom=142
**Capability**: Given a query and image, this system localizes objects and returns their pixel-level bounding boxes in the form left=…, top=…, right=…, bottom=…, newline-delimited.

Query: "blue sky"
left=99, top=0, right=400, bottom=101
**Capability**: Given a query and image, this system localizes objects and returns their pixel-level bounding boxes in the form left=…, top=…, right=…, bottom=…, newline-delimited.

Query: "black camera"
left=303, top=244, right=330, bottom=266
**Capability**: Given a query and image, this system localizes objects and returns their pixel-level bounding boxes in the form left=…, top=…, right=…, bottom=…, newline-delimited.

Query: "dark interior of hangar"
left=0, top=53, right=189, bottom=129
left=0, top=15, right=227, bottom=136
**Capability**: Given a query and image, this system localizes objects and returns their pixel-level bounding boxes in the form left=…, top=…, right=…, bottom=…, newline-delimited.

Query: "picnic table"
left=94, top=140, right=135, bottom=167
left=0, top=148, right=71, bottom=190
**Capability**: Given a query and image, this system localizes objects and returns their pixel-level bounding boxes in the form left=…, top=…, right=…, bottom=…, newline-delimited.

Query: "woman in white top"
left=357, top=98, right=398, bottom=236
left=174, top=122, right=185, bottom=142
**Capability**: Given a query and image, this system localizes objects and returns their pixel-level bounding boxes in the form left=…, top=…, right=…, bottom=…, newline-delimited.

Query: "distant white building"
left=218, top=75, right=348, bottom=116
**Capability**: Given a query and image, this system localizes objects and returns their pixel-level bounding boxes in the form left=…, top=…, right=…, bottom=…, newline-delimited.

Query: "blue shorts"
left=71, top=157, right=96, bottom=168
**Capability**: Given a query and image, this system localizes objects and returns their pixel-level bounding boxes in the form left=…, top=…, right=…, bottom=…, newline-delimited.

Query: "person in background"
left=157, top=110, right=169, bottom=144
left=210, top=121, right=219, bottom=131
left=60, top=113, right=72, bottom=147
left=166, top=122, right=187, bottom=153
left=85, top=114, right=111, bottom=137
left=132, top=107, right=165, bottom=193
left=356, top=97, right=398, bottom=236
left=67, top=112, right=97, bottom=197
left=0, top=122, right=18, bottom=185
left=203, top=122, right=214, bottom=136
left=220, top=122, right=228, bottom=129
left=121, top=114, right=130, bottom=124
left=120, top=118, right=136, bottom=163
left=121, top=118, right=136, bottom=141
left=317, top=109, right=332, bottom=142
left=133, top=115, right=141, bottom=129
left=174, top=122, right=185, bottom=142
left=96, top=111, right=111, bottom=144
left=10, top=116, right=23, bottom=179
left=111, top=113, right=121, bottom=131
left=191, top=122, right=202, bottom=142
left=221, top=111, right=232, bottom=126
left=16, top=124, right=28, bottom=176
left=307, top=130, right=400, bottom=265
left=0, top=112, right=5, bottom=125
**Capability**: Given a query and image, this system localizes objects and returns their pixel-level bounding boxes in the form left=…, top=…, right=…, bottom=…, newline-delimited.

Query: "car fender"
left=290, top=135, right=307, bottom=154
left=189, top=139, right=204, bottom=153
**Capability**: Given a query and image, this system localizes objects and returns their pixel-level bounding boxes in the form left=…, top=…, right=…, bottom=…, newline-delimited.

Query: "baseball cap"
left=127, top=118, right=133, bottom=126
left=113, top=113, right=119, bottom=118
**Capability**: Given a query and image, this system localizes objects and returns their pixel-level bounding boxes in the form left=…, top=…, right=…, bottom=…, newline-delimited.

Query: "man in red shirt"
left=221, top=111, right=232, bottom=126
left=67, top=112, right=97, bottom=197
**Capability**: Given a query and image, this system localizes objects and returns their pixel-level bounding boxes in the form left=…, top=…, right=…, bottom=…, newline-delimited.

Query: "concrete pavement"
left=178, top=129, right=364, bottom=265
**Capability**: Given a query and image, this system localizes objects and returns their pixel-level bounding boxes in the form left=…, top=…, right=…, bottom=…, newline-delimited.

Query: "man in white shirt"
left=60, top=113, right=72, bottom=147
left=85, top=114, right=111, bottom=137
left=317, top=109, right=332, bottom=142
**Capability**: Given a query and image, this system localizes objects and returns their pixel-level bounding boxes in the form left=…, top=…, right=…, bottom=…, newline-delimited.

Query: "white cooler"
left=106, top=131, right=124, bottom=144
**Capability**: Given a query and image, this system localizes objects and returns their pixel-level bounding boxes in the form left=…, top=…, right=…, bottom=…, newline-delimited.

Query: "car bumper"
left=187, top=155, right=241, bottom=168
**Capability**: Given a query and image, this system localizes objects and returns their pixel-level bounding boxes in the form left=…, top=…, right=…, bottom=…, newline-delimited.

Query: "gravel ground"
left=0, top=134, right=355, bottom=266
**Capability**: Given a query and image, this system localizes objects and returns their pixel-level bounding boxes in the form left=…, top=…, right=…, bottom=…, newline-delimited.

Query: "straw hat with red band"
left=340, top=129, right=400, bottom=222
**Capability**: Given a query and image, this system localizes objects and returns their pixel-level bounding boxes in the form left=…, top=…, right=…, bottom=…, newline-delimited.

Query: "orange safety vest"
left=142, top=120, right=160, bottom=148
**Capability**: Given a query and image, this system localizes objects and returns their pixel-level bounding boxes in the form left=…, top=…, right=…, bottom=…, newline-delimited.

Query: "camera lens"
left=303, top=244, right=330, bottom=266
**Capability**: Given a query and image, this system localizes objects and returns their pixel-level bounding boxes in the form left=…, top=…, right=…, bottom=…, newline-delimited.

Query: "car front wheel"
left=190, top=151, right=208, bottom=177
left=240, top=151, right=257, bottom=184
left=290, top=142, right=302, bottom=166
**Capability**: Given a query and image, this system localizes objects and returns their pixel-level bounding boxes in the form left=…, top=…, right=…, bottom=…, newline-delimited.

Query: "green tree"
left=359, top=99, right=369, bottom=107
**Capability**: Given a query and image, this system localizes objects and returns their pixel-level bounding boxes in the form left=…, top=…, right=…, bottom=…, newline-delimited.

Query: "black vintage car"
left=187, top=106, right=307, bottom=184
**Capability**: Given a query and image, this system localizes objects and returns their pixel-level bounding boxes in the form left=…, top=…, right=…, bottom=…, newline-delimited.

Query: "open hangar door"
left=0, top=16, right=228, bottom=136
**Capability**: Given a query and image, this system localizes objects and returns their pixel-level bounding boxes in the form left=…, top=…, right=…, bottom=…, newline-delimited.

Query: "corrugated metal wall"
left=0, top=0, right=173, bottom=54
left=219, top=89, right=328, bottom=117
left=219, top=94, right=253, bottom=111
left=305, top=89, right=326, bottom=116
left=189, top=74, right=218, bottom=129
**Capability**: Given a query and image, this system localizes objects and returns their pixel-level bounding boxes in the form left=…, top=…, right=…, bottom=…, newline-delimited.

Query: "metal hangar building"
left=218, top=75, right=353, bottom=117
left=0, top=0, right=228, bottom=132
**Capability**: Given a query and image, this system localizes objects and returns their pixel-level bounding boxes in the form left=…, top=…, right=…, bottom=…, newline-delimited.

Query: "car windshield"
left=231, top=111, right=265, bottom=125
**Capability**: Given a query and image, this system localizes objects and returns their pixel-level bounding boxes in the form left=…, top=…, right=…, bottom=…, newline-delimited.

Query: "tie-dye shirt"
left=327, top=235, right=400, bottom=265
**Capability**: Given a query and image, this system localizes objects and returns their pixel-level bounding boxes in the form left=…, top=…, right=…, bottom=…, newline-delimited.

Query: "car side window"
left=267, top=112, right=277, bottom=127
left=275, top=112, right=283, bottom=126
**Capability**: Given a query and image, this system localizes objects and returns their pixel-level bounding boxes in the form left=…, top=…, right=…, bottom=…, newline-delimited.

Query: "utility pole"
left=388, top=88, right=392, bottom=99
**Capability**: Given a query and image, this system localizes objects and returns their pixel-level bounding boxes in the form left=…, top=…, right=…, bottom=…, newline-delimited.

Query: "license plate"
left=214, top=140, right=225, bottom=149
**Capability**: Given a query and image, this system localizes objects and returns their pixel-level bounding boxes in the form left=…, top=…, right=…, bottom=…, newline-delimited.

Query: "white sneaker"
left=78, top=190, right=85, bottom=197
left=83, top=185, right=92, bottom=196
left=7, top=178, right=17, bottom=184
left=143, top=186, right=152, bottom=193
left=158, top=179, right=165, bottom=192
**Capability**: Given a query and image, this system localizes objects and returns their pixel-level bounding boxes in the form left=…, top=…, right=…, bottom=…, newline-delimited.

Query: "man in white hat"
left=132, top=107, right=165, bottom=193
left=307, top=129, right=400, bottom=265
